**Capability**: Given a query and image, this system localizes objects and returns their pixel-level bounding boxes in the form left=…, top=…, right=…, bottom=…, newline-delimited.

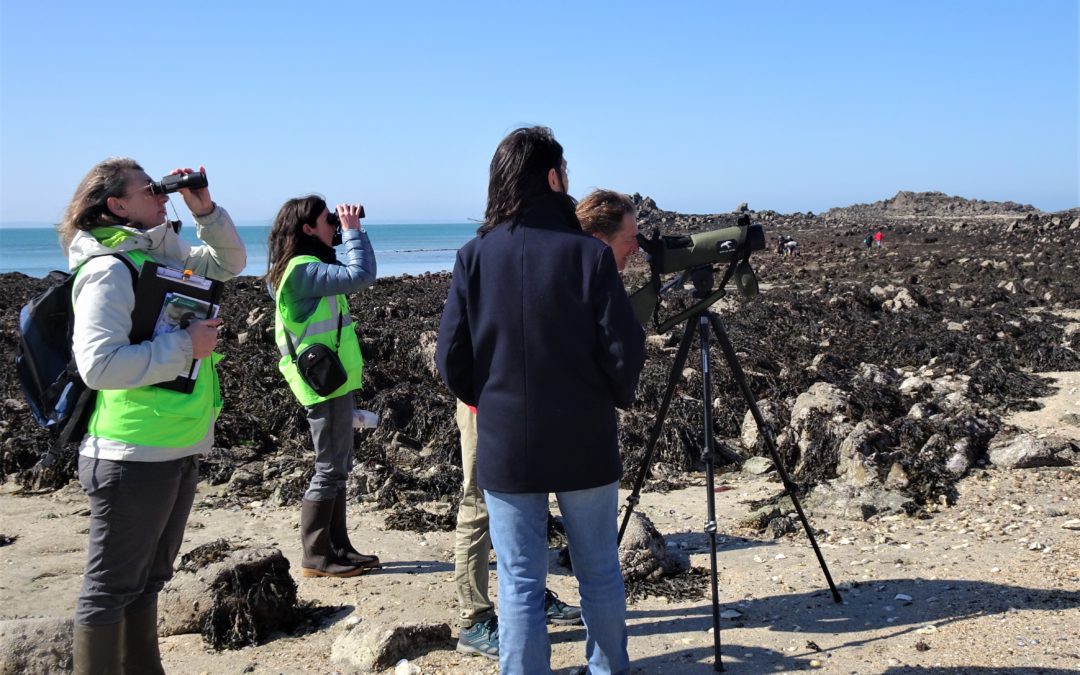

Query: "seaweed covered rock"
left=780, top=382, right=855, bottom=482
left=158, top=539, right=301, bottom=649
left=739, top=399, right=786, bottom=457
left=618, top=511, right=686, bottom=582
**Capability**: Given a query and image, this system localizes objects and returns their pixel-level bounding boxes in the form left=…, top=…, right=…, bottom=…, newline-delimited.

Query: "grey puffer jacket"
left=67, top=205, right=246, bottom=461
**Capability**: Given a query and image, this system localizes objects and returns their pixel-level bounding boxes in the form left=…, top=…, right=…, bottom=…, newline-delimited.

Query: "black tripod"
left=618, top=265, right=842, bottom=672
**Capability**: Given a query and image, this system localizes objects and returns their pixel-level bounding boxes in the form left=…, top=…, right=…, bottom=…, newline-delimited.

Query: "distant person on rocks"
left=436, top=126, right=645, bottom=674
left=266, top=196, right=381, bottom=579
left=61, top=158, right=246, bottom=674
left=863, top=233, right=873, bottom=250
left=577, top=189, right=640, bottom=272
left=874, top=230, right=884, bottom=248
left=783, top=238, right=800, bottom=256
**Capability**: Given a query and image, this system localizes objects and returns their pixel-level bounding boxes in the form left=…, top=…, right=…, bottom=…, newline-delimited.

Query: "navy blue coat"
left=435, top=193, right=646, bottom=493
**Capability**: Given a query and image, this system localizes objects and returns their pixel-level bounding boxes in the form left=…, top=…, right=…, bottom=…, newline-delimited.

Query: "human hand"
left=336, top=203, right=365, bottom=231
left=185, top=317, right=222, bottom=359
left=173, top=166, right=214, bottom=217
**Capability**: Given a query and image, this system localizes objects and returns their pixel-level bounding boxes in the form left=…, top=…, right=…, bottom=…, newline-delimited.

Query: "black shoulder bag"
left=283, top=311, right=349, bottom=397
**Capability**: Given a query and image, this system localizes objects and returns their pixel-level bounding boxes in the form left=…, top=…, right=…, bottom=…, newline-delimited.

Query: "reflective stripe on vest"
left=276, top=294, right=355, bottom=357
left=274, top=255, right=364, bottom=406
left=80, top=249, right=223, bottom=447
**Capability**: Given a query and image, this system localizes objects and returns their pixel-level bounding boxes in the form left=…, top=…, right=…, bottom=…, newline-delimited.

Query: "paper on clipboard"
left=151, top=292, right=220, bottom=379
left=130, top=261, right=224, bottom=394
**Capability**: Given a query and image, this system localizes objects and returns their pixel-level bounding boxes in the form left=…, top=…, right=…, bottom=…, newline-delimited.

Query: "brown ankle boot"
left=329, top=489, right=381, bottom=570
left=300, top=498, right=368, bottom=578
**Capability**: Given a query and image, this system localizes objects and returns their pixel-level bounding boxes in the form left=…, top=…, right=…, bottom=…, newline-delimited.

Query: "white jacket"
left=68, top=205, right=246, bottom=461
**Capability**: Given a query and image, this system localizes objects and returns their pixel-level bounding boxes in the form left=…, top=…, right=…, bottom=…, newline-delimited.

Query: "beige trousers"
left=453, top=400, right=496, bottom=627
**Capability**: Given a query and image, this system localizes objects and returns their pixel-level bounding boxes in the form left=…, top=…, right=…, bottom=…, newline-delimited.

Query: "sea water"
left=0, top=221, right=478, bottom=279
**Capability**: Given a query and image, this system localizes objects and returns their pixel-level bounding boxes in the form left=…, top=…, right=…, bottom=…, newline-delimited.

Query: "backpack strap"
left=41, top=255, right=138, bottom=405
left=111, top=252, right=139, bottom=286
left=36, top=253, right=140, bottom=469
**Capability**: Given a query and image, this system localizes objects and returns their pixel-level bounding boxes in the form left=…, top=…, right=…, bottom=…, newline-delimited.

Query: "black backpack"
left=15, top=254, right=138, bottom=467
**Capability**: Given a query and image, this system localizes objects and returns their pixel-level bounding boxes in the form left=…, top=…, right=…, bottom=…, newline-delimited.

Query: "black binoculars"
left=149, top=171, right=209, bottom=195
left=327, top=205, right=367, bottom=247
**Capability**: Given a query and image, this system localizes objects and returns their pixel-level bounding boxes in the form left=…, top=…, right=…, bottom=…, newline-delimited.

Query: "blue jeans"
left=485, top=481, right=629, bottom=675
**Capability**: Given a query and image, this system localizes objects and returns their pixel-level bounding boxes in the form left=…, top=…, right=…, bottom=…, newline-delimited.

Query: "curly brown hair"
left=576, top=189, right=636, bottom=238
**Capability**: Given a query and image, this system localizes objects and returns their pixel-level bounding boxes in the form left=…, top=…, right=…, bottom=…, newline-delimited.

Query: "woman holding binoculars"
left=266, top=196, right=381, bottom=579
left=59, top=158, right=246, bottom=674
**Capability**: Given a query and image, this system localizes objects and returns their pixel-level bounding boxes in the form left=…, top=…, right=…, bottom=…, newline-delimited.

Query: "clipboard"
left=129, top=261, right=224, bottom=394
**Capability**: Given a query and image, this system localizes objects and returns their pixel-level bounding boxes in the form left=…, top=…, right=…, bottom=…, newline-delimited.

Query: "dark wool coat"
left=435, top=193, right=646, bottom=493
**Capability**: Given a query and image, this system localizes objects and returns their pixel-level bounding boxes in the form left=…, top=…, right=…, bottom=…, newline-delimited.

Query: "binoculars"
left=327, top=206, right=367, bottom=247
left=149, top=171, right=209, bottom=195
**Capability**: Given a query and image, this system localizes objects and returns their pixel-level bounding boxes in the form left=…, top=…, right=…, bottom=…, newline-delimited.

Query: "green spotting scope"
left=636, top=220, right=765, bottom=275
left=629, top=217, right=766, bottom=329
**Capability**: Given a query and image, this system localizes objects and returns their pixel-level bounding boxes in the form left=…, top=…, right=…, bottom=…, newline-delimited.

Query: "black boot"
left=329, top=489, right=381, bottom=570
left=120, top=600, right=164, bottom=674
left=300, top=498, right=368, bottom=578
left=73, top=621, right=122, bottom=674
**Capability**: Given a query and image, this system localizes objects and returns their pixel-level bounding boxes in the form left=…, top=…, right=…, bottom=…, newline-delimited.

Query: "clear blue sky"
left=1, top=1, right=1077, bottom=223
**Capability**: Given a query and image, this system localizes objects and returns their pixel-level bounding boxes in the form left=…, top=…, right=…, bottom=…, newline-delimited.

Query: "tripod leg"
left=706, top=312, right=843, bottom=604
left=697, top=315, right=725, bottom=671
left=618, top=316, right=697, bottom=544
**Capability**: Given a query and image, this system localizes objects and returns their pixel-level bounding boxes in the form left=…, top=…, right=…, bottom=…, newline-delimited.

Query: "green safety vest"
left=274, top=255, right=364, bottom=406
left=80, top=249, right=223, bottom=447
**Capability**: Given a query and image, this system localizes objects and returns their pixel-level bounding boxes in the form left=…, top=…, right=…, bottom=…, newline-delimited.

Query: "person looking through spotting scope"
left=577, top=189, right=640, bottom=273
left=436, top=126, right=645, bottom=674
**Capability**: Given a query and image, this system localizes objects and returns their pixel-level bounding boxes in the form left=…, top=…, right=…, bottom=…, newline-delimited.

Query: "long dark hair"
left=59, top=157, right=142, bottom=253
left=480, top=126, right=564, bottom=233
left=266, top=195, right=327, bottom=292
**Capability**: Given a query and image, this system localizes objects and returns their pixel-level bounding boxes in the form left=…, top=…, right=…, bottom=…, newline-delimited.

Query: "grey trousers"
left=75, top=454, right=199, bottom=626
left=304, top=393, right=355, bottom=501
left=453, top=401, right=496, bottom=627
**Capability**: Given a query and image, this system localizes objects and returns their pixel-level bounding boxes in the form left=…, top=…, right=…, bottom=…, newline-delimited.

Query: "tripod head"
left=629, top=214, right=766, bottom=332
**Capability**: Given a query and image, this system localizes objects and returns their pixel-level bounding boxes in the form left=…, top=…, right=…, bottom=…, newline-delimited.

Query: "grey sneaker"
left=544, top=590, right=583, bottom=626
left=457, top=615, right=498, bottom=660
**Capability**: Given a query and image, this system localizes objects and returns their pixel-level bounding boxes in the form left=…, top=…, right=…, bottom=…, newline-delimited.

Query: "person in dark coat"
left=435, top=126, right=645, bottom=675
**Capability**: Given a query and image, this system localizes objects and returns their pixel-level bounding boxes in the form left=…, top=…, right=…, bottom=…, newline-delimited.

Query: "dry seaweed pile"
left=176, top=539, right=304, bottom=650
left=1, top=194, right=1077, bottom=531
left=625, top=566, right=709, bottom=604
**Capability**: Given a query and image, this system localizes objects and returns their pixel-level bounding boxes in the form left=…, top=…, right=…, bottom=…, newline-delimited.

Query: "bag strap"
left=38, top=253, right=140, bottom=469
left=38, top=386, right=97, bottom=468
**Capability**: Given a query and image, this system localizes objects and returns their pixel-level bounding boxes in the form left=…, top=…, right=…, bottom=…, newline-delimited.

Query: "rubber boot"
left=300, top=498, right=368, bottom=578
left=73, top=621, right=122, bottom=675
left=120, top=600, right=165, bottom=675
left=329, top=489, right=381, bottom=570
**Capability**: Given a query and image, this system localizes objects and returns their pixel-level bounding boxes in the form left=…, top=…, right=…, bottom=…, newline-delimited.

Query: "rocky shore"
left=1, top=191, right=1078, bottom=673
